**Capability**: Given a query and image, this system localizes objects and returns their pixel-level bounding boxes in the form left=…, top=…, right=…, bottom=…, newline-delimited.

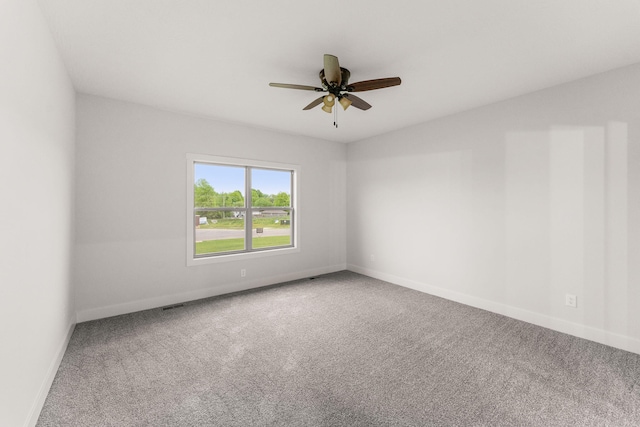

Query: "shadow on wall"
left=347, top=119, right=640, bottom=348
left=505, top=122, right=636, bottom=344
left=349, top=120, right=639, bottom=351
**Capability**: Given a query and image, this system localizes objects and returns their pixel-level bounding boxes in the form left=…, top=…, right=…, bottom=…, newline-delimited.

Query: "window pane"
left=195, top=210, right=245, bottom=255
left=194, top=163, right=245, bottom=208
left=252, top=209, right=292, bottom=249
left=188, top=155, right=296, bottom=262
left=251, top=168, right=291, bottom=208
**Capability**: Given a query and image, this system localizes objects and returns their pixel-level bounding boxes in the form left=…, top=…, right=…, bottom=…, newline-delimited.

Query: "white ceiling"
left=37, top=0, right=640, bottom=143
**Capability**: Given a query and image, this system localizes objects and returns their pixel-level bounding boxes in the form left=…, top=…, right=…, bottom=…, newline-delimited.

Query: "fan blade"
left=323, top=54, right=341, bottom=86
left=269, top=83, right=323, bottom=91
left=347, top=77, right=401, bottom=92
left=344, top=94, right=372, bottom=110
left=303, top=96, right=325, bottom=110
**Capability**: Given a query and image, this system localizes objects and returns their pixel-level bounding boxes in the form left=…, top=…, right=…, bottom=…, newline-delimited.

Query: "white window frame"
left=186, top=154, right=299, bottom=266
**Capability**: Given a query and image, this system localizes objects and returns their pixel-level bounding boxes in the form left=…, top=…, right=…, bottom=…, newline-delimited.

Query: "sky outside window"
left=195, top=163, right=290, bottom=196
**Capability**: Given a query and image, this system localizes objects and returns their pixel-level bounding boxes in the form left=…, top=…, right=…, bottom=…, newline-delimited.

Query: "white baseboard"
left=76, top=263, right=347, bottom=323
left=348, top=264, right=640, bottom=356
left=25, top=320, right=76, bottom=427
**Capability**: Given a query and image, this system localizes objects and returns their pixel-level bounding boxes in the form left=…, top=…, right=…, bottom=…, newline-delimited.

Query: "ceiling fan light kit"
left=323, top=94, right=336, bottom=109
left=269, top=54, right=401, bottom=127
left=339, top=96, right=352, bottom=110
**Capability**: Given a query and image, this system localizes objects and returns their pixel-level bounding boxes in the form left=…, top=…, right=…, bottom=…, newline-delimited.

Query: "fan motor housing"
left=319, top=67, right=351, bottom=93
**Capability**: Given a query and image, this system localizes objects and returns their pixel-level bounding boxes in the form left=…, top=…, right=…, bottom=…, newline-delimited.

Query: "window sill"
left=186, top=245, right=300, bottom=266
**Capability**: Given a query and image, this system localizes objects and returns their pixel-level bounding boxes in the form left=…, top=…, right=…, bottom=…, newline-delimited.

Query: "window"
left=186, top=154, right=298, bottom=265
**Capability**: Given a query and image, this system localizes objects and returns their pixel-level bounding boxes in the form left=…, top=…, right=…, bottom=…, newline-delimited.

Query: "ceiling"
left=37, top=0, right=640, bottom=143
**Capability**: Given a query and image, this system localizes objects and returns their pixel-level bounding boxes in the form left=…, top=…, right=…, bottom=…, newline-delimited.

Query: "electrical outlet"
left=240, top=269, right=246, bottom=278
left=565, top=294, right=577, bottom=308
left=370, top=254, right=375, bottom=262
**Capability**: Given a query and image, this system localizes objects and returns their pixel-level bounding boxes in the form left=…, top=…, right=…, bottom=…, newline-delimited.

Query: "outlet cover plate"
left=565, top=294, right=577, bottom=308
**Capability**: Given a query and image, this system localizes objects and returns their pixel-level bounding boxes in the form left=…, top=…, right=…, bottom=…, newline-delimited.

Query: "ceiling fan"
left=269, top=54, right=401, bottom=114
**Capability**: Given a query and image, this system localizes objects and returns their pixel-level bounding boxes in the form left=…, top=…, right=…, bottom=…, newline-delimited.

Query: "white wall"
left=0, top=1, right=76, bottom=426
left=347, top=63, right=640, bottom=354
left=75, top=95, right=347, bottom=321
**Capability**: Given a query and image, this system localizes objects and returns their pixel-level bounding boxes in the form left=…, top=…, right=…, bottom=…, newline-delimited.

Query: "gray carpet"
left=37, top=271, right=640, bottom=426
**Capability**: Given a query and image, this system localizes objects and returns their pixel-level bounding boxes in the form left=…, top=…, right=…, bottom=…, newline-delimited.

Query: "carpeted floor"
left=37, top=271, right=640, bottom=426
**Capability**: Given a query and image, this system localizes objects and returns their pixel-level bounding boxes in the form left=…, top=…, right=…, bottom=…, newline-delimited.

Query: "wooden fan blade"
left=323, top=54, right=341, bottom=86
left=344, top=94, right=372, bottom=110
left=303, top=96, right=325, bottom=110
left=269, top=83, right=323, bottom=91
left=347, top=77, right=401, bottom=92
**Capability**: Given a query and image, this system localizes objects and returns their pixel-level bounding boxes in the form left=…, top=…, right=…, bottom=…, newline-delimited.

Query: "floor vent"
left=162, top=303, right=185, bottom=311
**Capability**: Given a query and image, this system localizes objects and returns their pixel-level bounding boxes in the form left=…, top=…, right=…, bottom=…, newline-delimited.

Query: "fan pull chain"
left=334, top=104, right=338, bottom=128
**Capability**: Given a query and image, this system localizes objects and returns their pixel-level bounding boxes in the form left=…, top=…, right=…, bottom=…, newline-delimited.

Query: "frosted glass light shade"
left=323, top=94, right=335, bottom=107
left=339, top=96, right=352, bottom=110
